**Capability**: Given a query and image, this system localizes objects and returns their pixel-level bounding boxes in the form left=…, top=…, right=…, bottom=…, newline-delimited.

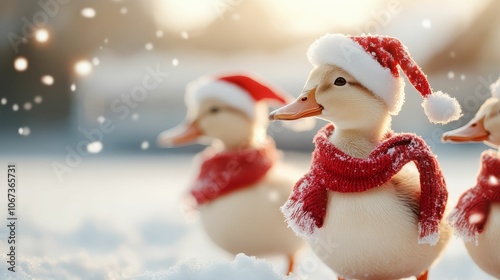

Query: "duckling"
left=442, top=79, right=500, bottom=279
left=269, top=34, right=462, bottom=280
left=157, top=74, right=305, bottom=274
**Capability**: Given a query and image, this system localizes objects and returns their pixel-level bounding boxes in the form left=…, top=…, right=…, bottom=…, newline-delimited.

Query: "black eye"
left=209, top=107, right=220, bottom=114
left=334, top=77, right=347, bottom=86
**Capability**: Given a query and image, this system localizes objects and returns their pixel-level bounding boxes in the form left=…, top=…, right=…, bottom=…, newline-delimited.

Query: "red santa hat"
left=185, top=74, right=288, bottom=118
left=307, top=33, right=462, bottom=124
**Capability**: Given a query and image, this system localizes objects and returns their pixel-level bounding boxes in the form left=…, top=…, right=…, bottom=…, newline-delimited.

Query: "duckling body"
left=201, top=164, right=303, bottom=257
left=315, top=128, right=451, bottom=280
left=271, top=55, right=454, bottom=279
left=443, top=95, right=500, bottom=279
left=464, top=204, right=500, bottom=278
left=316, top=169, right=451, bottom=280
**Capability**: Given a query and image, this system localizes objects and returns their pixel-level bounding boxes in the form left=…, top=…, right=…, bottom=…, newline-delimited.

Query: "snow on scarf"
left=448, top=150, right=500, bottom=243
left=191, top=139, right=278, bottom=205
left=281, top=124, right=448, bottom=245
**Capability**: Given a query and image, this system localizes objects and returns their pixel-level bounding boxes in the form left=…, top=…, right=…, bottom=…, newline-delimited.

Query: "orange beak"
left=156, top=122, right=203, bottom=147
left=442, top=117, right=490, bottom=143
left=269, top=88, right=323, bottom=121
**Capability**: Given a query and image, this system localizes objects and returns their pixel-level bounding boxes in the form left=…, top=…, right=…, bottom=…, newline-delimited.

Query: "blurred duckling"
left=157, top=74, right=305, bottom=274
left=442, top=77, right=500, bottom=279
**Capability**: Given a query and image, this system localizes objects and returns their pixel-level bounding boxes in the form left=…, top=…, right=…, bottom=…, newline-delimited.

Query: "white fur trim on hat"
left=185, top=77, right=255, bottom=118
left=307, top=34, right=405, bottom=115
left=421, top=91, right=462, bottom=124
left=490, top=77, right=500, bottom=99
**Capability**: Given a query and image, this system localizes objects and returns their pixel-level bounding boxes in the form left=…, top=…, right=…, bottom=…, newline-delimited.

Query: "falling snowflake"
left=23, top=102, right=32, bottom=111
left=141, top=141, right=149, bottom=150
left=172, top=59, right=179, bottom=66
left=1, top=98, right=7, bottom=105
left=75, top=60, right=93, bottom=76
left=488, top=175, right=498, bottom=185
left=35, top=29, right=49, bottom=43
left=156, top=30, right=164, bottom=38
left=469, top=213, right=484, bottom=225
left=81, top=8, right=96, bottom=18
left=120, top=7, right=128, bottom=14
left=92, top=57, right=100, bottom=66
left=18, top=127, right=31, bottom=136
left=131, top=113, right=139, bottom=121
left=87, top=141, right=103, bottom=154
left=97, top=116, right=106, bottom=124
left=14, top=57, right=28, bottom=71
left=34, top=96, right=42, bottom=104
left=12, top=104, right=19, bottom=111
left=145, top=43, right=154, bottom=51
left=71, top=84, right=76, bottom=92
left=448, top=71, right=455, bottom=79
left=181, top=31, right=189, bottom=39
left=41, top=75, right=54, bottom=86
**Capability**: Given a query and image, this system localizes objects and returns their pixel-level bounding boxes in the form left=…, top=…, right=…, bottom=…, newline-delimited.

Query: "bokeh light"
left=14, top=57, right=28, bottom=72
left=74, top=60, right=93, bottom=76
left=81, top=7, right=96, bottom=18
left=35, top=29, right=49, bottom=43
left=41, top=75, right=54, bottom=86
left=87, top=141, right=103, bottom=154
left=18, top=127, right=31, bottom=136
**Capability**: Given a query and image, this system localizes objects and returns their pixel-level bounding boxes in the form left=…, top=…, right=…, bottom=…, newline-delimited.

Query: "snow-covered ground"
left=135, top=253, right=293, bottom=280
left=0, top=150, right=496, bottom=279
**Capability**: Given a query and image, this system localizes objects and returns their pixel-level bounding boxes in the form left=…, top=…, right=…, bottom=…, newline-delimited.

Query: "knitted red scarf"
left=282, top=124, right=448, bottom=245
left=449, top=150, right=500, bottom=243
left=191, top=139, right=278, bottom=205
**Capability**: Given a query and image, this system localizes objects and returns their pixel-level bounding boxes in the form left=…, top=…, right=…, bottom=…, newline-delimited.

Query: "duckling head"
left=157, top=74, right=287, bottom=150
left=443, top=78, right=500, bottom=147
left=269, top=34, right=462, bottom=126
left=442, top=97, right=500, bottom=147
left=269, top=64, right=391, bottom=132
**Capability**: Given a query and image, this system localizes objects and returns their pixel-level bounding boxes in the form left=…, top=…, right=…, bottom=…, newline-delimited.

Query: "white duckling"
left=157, top=74, right=305, bottom=274
left=269, top=34, right=462, bottom=280
left=442, top=78, right=500, bottom=279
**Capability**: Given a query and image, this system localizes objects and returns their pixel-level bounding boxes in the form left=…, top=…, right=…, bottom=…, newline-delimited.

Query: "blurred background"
left=1, top=0, right=499, bottom=154
left=1, top=0, right=499, bottom=279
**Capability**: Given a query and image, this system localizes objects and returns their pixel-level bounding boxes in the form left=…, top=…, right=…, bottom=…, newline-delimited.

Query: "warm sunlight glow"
left=150, top=0, right=218, bottom=32
left=266, top=0, right=384, bottom=35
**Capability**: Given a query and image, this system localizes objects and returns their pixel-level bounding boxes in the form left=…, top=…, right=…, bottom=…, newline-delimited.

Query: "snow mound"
left=134, top=254, right=294, bottom=280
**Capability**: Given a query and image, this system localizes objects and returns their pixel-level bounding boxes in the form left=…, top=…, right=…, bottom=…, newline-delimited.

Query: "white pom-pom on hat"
left=422, top=91, right=462, bottom=124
